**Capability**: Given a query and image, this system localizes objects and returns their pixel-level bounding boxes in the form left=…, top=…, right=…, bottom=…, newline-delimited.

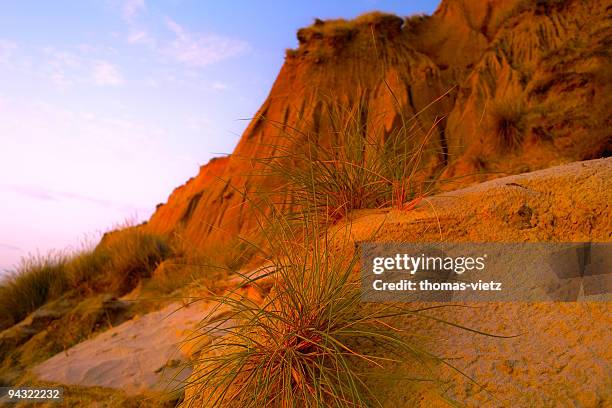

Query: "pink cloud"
left=161, top=19, right=249, bottom=67
left=92, top=61, right=124, bottom=86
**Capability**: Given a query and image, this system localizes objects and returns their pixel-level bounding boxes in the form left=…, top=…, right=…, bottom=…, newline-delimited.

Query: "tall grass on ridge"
left=0, top=227, right=170, bottom=331
left=66, top=227, right=170, bottom=295
left=0, top=253, right=68, bottom=330
left=78, top=227, right=171, bottom=295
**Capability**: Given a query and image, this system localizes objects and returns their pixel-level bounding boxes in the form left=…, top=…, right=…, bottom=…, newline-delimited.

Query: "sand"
left=332, top=157, right=612, bottom=406
left=33, top=300, right=211, bottom=395
left=33, top=158, right=611, bottom=405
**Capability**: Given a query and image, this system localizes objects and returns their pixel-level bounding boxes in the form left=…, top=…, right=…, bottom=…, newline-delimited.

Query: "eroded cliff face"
left=147, top=0, right=611, bottom=249
left=441, top=0, right=612, bottom=179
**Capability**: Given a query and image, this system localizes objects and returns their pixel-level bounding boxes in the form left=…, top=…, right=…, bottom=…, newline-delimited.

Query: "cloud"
left=7, top=185, right=56, bottom=201
left=43, top=47, right=83, bottom=87
left=127, top=29, right=152, bottom=45
left=121, top=0, right=146, bottom=21
left=43, top=47, right=81, bottom=68
left=0, top=39, right=18, bottom=65
left=92, top=61, right=124, bottom=86
left=0, top=243, right=22, bottom=252
left=211, top=81, right=228, bottom=91
left=41, top=47, right=126, bottom=88
left=161, top=19, right=249, bottom=67
left=5, top=184, right=142, bottom=212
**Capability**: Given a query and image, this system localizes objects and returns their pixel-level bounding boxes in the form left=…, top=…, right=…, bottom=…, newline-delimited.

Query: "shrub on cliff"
left=490, top=96, right=528, bottom=152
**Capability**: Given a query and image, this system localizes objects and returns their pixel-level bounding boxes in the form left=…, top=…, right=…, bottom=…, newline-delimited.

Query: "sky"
left=0, top=0, right=439, bottom=272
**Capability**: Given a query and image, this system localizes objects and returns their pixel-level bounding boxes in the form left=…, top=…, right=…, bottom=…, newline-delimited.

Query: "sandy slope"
left=33, top=300, right=211, bottom=395
left=332, top=157, right=611, bottom=406
left=33, top=158, right=610, bottom=405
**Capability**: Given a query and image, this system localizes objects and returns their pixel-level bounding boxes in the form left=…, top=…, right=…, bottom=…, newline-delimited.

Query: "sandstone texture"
left=147, top=0, right=611, bottom=252
left=333, top=157, right=611, bottom=407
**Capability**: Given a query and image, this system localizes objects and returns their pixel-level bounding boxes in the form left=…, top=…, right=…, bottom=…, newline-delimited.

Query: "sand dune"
left=33, top=300, right=211, bottom=395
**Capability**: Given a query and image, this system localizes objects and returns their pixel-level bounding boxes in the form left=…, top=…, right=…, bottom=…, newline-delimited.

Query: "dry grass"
left=0, top=254, right=68, bottom=330
left=258, top=96, right=439, bottom=223
left=182, top=215, right=379, bottom=407
left=65, top=227, right=170, bottom=295
left=92, top=228, right=170, bottom=294
left=0, top=228, right=170, bottom=330
left=292, top=12, right=403, bottom=57
left=183, top=208, right=506, bottom=407
left=490, top=96, right=528, bottom=152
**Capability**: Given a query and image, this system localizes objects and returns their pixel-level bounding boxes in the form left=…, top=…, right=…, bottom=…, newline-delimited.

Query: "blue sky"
left=0, top=0, right=439, bottom=272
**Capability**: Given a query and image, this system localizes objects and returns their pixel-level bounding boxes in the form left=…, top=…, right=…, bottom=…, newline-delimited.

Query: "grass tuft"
left=67, top=229, right=171, bottom=295
left=183, top=215, right=380, bottom=407
left=490, top=96, right=528, bottom=152
left=183, top=208, right=506, bottom=407
left=257, top=96, right=440, bottom=223
left=0, top=254, right=68, bottom=330
left=296, top=12, right=403, bottom=49
left=0, top=227, right=171, bottom=330
left=92, top=228, right=171, bottom=294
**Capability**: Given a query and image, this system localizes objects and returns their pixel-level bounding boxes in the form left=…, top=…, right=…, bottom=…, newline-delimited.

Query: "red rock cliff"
left=147, top=0, right=611, bottom=249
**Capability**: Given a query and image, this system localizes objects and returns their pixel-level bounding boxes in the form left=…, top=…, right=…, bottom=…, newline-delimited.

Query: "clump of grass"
left=85, top=228, right=171, bottom=295
left=258, top=95, right=439, bottom=222
left=148, top=236, right=256, bottom=295
left=296, top=12, right=403, bottom=48
left=490, top=96, right=528, bottom=151
left=65, top=227, right=171, bottom=295
left=66, top=249, right=111, bottom=292
left=0, top=253, right=68, bottom=330
left=297, top=19, right=357, bottom=46
left=183, top=216, right=372, bottom=407
left=0, top=228, right=171, bottom=330
left=183, top=208, right=504, bottom=407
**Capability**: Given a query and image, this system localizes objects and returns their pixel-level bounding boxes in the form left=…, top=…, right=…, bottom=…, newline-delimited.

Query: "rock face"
left=147, top=0, right=611, bottom=249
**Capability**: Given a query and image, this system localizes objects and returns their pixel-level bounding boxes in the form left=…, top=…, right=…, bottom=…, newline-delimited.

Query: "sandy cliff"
left=147, top=0, right=611, bottom=251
